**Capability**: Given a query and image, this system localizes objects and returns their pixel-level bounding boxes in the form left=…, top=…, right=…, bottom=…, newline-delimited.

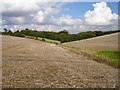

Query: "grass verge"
left=61, top=45, right=120, bottom=68
left=25, top=36, right=61, bottom=45
left=96, top=50, right=120, bottom=66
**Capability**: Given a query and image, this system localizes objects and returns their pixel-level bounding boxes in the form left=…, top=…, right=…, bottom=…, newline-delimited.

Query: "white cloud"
left=2, top=0, right=40, bottom=17
left=0, top=16, right=2, bottom=25
left=3, top=17, right=25, bottom=25
left=85, top=2, right=118, bottom=26
left=33, top=7, right=60, bottom=24
left=10, top=17, right=25, bottom=24
left=1, top=1, right=119, bottom=33
left=2, top=0, right=64, bottom=25
left=55, top=15, right=82, bottom=26
left=33, top=11, right=44, bottom=23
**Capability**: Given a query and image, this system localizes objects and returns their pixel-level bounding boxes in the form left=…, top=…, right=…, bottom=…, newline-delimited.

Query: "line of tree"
left=2, top=28, right=120, bottom=43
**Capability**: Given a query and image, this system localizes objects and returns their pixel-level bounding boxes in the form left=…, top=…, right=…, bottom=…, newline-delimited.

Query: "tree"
left=25, top=28, right=29, bottom=30
left=3, top=28, right=8, bottom=32
left=58, top=30, right=69, bottom=34
left=8, top=30, right=13, bottom=35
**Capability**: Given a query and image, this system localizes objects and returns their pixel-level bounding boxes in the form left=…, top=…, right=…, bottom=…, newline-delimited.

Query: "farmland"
left=1, top=1, right=119, bottom=89
left=63, top=33, right=120, bottom=67
left=2, top=35, right=118, bottom=88
left=63, top=33, right=119, bottom=51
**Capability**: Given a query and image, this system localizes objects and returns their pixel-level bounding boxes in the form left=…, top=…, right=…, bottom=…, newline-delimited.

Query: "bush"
left=42, top=38, right=45, bottom=42
left=35, top=37, right=38, bottom=40
left=12, top=34, right=25, bottom=37
left=53, top=42, right=59, bottom=45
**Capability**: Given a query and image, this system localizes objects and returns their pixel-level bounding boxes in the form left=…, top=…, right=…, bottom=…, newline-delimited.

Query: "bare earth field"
left=64, top=33, right=119, bottom=51
left=2, top=35, right=118, bottom=88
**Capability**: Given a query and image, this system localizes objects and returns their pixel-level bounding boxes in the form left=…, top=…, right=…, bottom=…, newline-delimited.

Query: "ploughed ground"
left=64, top=33, right=119, bottom=51
left=2, top=35, right=118, bottom=88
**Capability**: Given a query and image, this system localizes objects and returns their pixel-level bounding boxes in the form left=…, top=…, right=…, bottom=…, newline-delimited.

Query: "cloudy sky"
left=0, top=0, right=119, bottom=33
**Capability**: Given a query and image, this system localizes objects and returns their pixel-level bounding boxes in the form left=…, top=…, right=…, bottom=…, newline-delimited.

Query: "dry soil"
left=64, top=33, right=119, bottom=51
left=2, top=35, right=118, bottom=88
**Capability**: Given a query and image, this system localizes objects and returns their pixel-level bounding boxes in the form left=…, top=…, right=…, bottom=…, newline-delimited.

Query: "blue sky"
left=56, top=2, right=95, bottom=18
left=56, top=2, right=118, bottom=18
left=1, top=1, right=119, bottom=33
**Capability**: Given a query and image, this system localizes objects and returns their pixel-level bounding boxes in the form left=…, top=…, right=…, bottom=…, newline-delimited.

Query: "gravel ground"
left=63, top=33, right=119, bottom=51
left=2, top=35, right=118, bottom=88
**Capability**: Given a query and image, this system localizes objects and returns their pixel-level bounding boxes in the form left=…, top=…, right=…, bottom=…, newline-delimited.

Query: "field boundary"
left=60, top=45, right=119, bottom=68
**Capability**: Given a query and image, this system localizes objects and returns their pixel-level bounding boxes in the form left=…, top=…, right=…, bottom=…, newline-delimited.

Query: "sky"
left=0, top=0, right=119, bottom=33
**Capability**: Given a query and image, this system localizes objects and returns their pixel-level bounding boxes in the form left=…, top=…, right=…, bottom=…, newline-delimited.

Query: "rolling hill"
left=63, top=32, right=119, bottom=51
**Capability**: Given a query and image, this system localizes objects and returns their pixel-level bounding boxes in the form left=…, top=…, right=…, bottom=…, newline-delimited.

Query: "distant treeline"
left=2, top=28, right=120, bottom=43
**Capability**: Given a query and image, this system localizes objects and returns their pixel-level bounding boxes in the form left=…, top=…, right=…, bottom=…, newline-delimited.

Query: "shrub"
left=42, top=38, right=45, bottom=42
left=35, top=37, right=38, bottom=40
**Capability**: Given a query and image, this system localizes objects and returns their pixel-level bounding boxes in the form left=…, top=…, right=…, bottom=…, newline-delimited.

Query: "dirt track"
left=64, top=33, right=119, bottom=51
left=2, top=35, right=118, bottom=88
